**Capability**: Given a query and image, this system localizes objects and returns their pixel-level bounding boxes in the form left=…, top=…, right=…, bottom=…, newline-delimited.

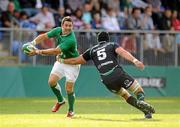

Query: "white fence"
left=0, top=28, right=180, bottom=66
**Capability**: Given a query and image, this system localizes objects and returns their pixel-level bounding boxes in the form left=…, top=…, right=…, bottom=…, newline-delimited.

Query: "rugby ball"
left=22, top=43, right=36, bottom=54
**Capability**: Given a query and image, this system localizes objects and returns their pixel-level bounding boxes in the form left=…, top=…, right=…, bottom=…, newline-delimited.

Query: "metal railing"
left=0, top=28, right=179, bottom=66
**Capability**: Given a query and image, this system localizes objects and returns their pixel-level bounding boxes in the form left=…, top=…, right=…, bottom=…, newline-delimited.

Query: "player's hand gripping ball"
left=22, top=43, right=36, bottom=55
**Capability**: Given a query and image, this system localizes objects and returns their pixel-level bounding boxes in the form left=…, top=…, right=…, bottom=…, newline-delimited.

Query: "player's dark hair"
left=97, top=32, right=110, bottom=42
left=61, top=16, right=73, bottom=25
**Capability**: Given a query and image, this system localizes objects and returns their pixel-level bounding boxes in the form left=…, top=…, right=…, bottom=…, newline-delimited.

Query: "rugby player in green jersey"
left=29, top=16, right=80, bottom=117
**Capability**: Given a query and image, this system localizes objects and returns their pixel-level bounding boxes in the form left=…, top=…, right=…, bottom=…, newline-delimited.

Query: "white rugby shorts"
left=50, top=61, right=80, bottom=82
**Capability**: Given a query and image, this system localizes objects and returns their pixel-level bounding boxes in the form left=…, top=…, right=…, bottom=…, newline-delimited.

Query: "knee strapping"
left=118, top=88, right=130, bottom=99
left=132, top=82, right=141, bottom=94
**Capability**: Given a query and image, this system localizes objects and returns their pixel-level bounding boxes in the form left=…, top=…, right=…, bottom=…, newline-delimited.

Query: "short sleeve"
left=47, top=27, right=61, bottom=38
left=82, top=48, right=91, bottom=61
left=114, top=43, right=119, bottom=50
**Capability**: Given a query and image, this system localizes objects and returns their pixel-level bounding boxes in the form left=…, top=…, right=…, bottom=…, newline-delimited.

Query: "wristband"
left=31, top=40, right=37, bottom=45
left=133, top=59, right=138, bottom=63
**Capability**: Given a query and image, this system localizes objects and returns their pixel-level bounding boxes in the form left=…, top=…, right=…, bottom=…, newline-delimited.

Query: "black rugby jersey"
left=82, top=41, right=120, bottom=74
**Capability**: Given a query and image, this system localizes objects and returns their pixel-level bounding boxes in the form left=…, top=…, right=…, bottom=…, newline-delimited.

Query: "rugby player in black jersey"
left=57, top=32, right=155, bottom=118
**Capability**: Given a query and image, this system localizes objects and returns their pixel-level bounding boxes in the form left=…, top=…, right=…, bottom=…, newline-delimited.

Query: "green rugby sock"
left=126, top=96, right=139, bottom=108
left=137, top=92, right=145, bottom=101
left=50, top=83, right=64, bottom=102
left=67, top=92, right=75, bottom=112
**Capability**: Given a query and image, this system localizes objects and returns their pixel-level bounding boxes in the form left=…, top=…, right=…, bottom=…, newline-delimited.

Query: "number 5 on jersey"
left=97, top=48, right=107, bottom=61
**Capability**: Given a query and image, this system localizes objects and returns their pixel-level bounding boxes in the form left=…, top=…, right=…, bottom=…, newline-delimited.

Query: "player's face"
left=62, top=21, right=73, bottom=35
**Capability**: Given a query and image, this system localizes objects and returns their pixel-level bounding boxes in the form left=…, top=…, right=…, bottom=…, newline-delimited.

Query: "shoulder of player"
left=49, top=27, right=61, bottom=33
left=51, top=27, right=61, bottom=30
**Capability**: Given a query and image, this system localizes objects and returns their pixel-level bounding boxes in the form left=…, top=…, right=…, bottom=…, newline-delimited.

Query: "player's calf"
left=137, top=100, right=155, bottom=114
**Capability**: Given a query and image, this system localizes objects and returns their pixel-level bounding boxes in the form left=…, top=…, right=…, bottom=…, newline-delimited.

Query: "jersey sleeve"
left=82, top=48, right=91, bottom=61
left=47, top=27, right=62, bottom=38
left=114, top=43, right=119, bottom=50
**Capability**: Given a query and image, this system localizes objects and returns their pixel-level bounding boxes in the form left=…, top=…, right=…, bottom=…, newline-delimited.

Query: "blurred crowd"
left=0, top=0, right=180, bottom=31
left=0, top=0, right=180, bottom=65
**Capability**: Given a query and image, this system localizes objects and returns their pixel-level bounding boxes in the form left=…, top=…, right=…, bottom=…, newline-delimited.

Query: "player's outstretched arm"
left=58, top=55, right=86, bottom=65
left=31, top=33, right=49, bottom=45
left=115, top=47, right=144, bottom=70
left=29, top=46, right=61, bottom=56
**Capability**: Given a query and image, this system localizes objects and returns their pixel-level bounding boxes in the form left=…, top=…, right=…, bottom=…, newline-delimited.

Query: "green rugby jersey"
left=47, top=27, right=79, bottom=59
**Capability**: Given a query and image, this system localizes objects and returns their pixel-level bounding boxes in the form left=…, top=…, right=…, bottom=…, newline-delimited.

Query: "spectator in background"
left=91, top=0, right=102, bottom=15
left=19, top=11, right=36, bottom=29
left=101, top=7, right=120, bottom=43
left=141, top=5, right=164, bottom=64
left=67, top=0, right=84, bottom=11
left=13, top=10, right=21, bottom=23
left=71, top=8, right=84, bottom=30
left=102, top=7, right=120, bottom=30
left=117, top=8, right=128, bottom=30
left=1, top=1, right=20, bottom=51
left=143, top=33, right=165, bottom=65
left=82, top=1, right=93, bottom=27
left=171, top=10, right=180, bottom=31
left=91, top=12, right=102, bottom=29
left=159, top=9, right=175, bottom=65
left=11, top=11, right=36, bottom=63
left=121, top=34, right=137, bottom=58
left=141, top=6, right=154, bottom=30
left=30, top=3, right=55, bottom=30
left=159, top=9, right=173, bottom=30
left=127, top=7, right=142, bottom=59
left=54, top=7, right=65, bottom=27
left=106, top=0, right=120, bottom=13
left=142, top=6, right=157, bottom=65
left=1, top=1, right=18, bottom=27
left=0, top=0, right=9, bottom=11
left=145, top=0, right=161, bottom=12
left=127, top=7, right=142, bottom=30
left=150, top=3, right=163, bottom=29
left=63, top=4, right=73, bottom=16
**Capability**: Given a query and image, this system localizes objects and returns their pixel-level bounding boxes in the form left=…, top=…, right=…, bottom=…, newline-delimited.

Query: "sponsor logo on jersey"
left=124, top=79, right=133, bottom=88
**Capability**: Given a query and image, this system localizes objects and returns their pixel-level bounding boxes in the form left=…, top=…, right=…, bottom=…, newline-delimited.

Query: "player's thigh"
left=64, top=64, right=80, bottom=93
left=116, top=73, right=135, bottom=89
left=49, top=61, right=64, bottom=86
left=64, top=64, right=81, bottom=83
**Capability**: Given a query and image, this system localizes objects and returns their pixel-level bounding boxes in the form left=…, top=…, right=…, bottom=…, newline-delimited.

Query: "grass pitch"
left=0, top=97, right=180, bottom=127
